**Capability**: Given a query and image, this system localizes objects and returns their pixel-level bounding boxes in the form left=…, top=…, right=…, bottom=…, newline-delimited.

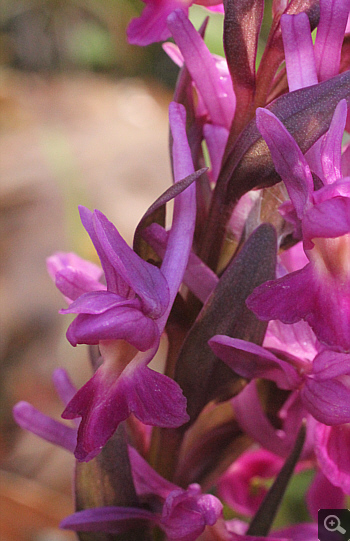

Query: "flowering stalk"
left=13, top=0, right=350, bottom=540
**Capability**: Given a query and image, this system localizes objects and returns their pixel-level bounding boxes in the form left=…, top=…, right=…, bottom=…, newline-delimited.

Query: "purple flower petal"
left=247, top=262, right=350, bottom=351
left=203, top=124, right=229, bottom=182
left=55, top=267, right=106, bottom=302
left=208, top=335, right=301, bottom=390
left=142, top=222, right=218, bottom=303
left=93, top=210, right=170, bottom=318
left=61, top=506, right=156, bottom=533
left=65, top=304, right=159, bottom=350
left=127, top=1, right=189, bottom=46
left=342, top=142, right=350, bottom=176
left=312, top=178, right=350, bottom=205
left=302, top=195, right=350, bottom=246
left=218, top=449, right=284, bottom=517
left=162, top=41, right=183, bottom=66
left=79, top=206, right=129, bottom=296
left=256, top=108, right=313, bottom=219
left=312, top=350, right=350, bottom=380
left=128, top=446, right=178, bottom=498
left=52, top=368, right=77, bottom=406
left=61, top=290, right=139, bottom=315
left=47, top=251, right=103, bottom=283
left=121, top=360, right=189, bottom=428
left=281, top=13, right=317, bottom=92
left=159, top=103, right=196, bottom=325
left=246, top=264, right=314, bottom=325
left=161, top=484, right=222, bottom=541
left=63, top=352, right=188, bottom=461
left=307, top=470, right=346, bottom=521
left=167, top=10, right=234, bottom=129
left=314, top=0, right=350, bottom=81
left=302, top=378, right=350, bottom=425
left=232, top=382, right=288, bottom=457
left=263, top=319, right=317, bottom=363
left=321, top=99, right=347, bottom=184
left=47, top=251, right=105, bottom=303
left=13, top=401, right=77, bottom=452
left=314, top=422, right=350, bottom=493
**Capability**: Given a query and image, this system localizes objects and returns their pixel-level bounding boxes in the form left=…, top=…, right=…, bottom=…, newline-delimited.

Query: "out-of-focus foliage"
left=0, top=0, right=175, bottom=85
left=0, top=1, right=272, bottom=87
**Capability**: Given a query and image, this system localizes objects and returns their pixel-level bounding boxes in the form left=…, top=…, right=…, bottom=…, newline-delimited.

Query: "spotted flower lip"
left=246, top=101, right=350, bottom=351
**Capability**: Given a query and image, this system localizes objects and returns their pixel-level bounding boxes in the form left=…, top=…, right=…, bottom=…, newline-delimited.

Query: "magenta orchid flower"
left=165, top=9, right=235, bottom=182
left=314, top=421, right=350, bottom=495
left=127, top=0, right=223, bottom=46
left=47, top=251, right=106, bottom=305
left=306, top=468, right=347, bottom=519
left=46, top=102, right=198, bottom=461
left=61, top=445, right=223, bottom=541
left=281, top=1, right=350, bottom=90
left=246, top=101, right=350, bottom=351
left=59, top=206, right=169, bottom=351
left=209, top=331, right=350, bottom=426
left=217, top=449, right=284, bottom=517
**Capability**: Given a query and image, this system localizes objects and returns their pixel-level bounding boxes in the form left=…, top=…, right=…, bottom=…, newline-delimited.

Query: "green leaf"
left=247, top=421, right=307, bottom=537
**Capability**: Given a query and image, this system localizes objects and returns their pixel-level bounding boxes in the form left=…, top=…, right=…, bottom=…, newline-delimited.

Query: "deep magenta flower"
left=209, top=332, right=350, bottom=426
left=60, top=206, right=169, bottom=351
left=60, top=446, right=223, bottom=541
left=314, top=421, right=350, bottom=494
left=246, top=101, right=350, bottom=351
left=165, top=9, right=235, bottom=182
left=46, top=102, right=198, bottom=461
left=127, top=0, right=223, bottom=46
left=217, top=449, right=284, bottom=517
left=47, top=251, right=106, bottom=305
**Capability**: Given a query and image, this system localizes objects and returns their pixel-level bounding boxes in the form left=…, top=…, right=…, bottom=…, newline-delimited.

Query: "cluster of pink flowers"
left=14, top=0, right=350, bottom=540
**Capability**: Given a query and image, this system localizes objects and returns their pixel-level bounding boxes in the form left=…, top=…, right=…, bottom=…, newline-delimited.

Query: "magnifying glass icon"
left=324, top=514, right=346, bottom=534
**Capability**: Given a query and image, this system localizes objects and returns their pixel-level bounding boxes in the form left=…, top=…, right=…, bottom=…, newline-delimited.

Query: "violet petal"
left=302, top=378, right=350, bottom=424
left=321, top=99, right=347, bottom=183
left=63, top=354, right=188, bottom=461
left=314, top=422, right=350, bottom=493
left=128, top=445, right=178, bottom=499
left=314, top=0, right=350, bottom=81
left=13, top=401, right=77, bottom=453
left=61, top=506, right=156, bottom=532
left=61, top=290, right=140, bottom=315
left=93, top=210, right=170, bottom=318
left=208, top=335, right=301, bottom=390
left=281, top=13, right=317, bottom=92
left=66, top=305, right=159, bottom=351
left=256, top=108, right=313, bottom=219
left=167, top=10, right=234, bottom=129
